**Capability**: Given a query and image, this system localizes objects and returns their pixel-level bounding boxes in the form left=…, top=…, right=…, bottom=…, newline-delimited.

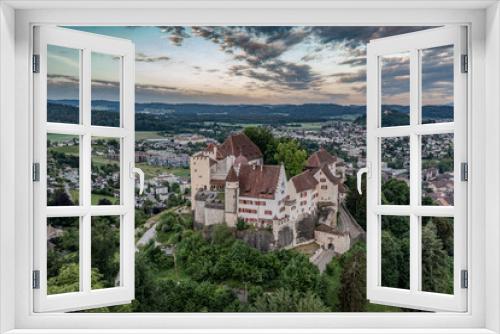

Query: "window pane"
left=381, top=136, right=410, bottom=205
left=421, top=45, right=454, bottom=124
left=91, top=52, right=121, bottom=127
left=47, top=133, right=80, bottom=206
left=91, top=216, right=120, bottom=289
left=380, top=52, right=410, bottom=127
left=47, top=45, right=80, bottom=124
left=381, top=215, right=410, bottom=289
left=421, top=134, right=454, bottom=206
left=47, top=217, right=79, bottom=295
left=91, top=137, right=121, bottom=205
left=421, top=216, right=454, bottom=294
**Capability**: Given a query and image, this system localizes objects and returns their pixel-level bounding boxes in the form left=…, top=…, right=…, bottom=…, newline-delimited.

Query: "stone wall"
left=204, top=206, right=225, bottom=226
left=295, top=212, right=317, bottom=243
left=314, top=230, right=350, bottom=254
left=276, top=225, right=294, bottom=248
left=194, top=199, right=206, bottom=225
left=236, top=228, right=274, bottom=252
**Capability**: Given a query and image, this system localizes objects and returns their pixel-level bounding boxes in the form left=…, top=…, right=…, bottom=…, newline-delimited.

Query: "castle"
left=190, top=132, right=350, bottom=251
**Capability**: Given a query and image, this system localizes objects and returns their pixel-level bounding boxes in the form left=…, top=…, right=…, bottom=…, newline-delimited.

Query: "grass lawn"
left=92, top=156, right=119, bottom=167
left=91, top=193, right=118, bottom=205
left=69, top=189, right=79, bottom=204
left=47, top=133, right=79, bottom=143
left=69, top=190, right=117, bottom=205
left=49, top=144, right=79, bottom=156
left=293, top=242, right=320, bottom=256
left=136, top=163, right=190, bottom=179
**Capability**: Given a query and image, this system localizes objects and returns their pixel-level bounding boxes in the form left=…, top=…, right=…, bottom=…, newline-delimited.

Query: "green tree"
left=48, top=263, right=105, bottom=295
left=422, top=221, right=453, bottom=294
left=344, top=175, right=367, bottom=230
left=250, top=288, right=329, bottom=312
left=91, top=216, right=120, bottom=288
left=243, top=126, right=277, bottom=164
left=169, top=182, right=180, bottom=194
left=382, top=178, right=410, bottom=205
left=321, top=242, right=367, bottom=312
left=236, top=218, right=249, bottom=231
left=274, top=140, right=307, bottom=177
left=339, top=243, right=367, bottom=311
left=381, top=229, right=410, bottom=289
left=48, top=189, right=74, bottom=207
left=281, top=254, right=320, bottom=292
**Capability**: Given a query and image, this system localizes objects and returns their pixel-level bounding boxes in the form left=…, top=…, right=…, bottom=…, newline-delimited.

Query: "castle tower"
left=224, top=166, right=239, bottom=227
left=189, top=153, right=211, bottom=210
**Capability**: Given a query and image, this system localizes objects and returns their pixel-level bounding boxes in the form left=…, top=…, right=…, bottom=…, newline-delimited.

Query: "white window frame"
left=366, top=26, right=468, bottom=312
left=32, top=26, right=136, bottom=312
left=0, top=1, right=499, bottom=333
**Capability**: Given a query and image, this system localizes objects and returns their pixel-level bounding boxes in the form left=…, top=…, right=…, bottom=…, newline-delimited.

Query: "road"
left=312, top=249, right=336, bottom=273
left=135, top=206, right=189, bottom=250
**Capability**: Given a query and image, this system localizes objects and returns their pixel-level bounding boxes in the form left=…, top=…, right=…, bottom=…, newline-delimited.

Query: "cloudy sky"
left=47, top=26, right=453, bottom=105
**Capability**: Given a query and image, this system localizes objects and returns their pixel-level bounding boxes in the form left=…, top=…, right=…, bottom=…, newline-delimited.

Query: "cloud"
left=229, top=59, right=322, bottom=90
left=421, top=45, right=453, bottom=104
left=47, top=74, right=79, bottom=86
left=338, top=57, right=366, bottom=67
left=136, top=83, right=178, bottom=92
left=184, top=27, right=323, bottom=90
left=331, top=69, right=366, bottom=84
left=159, top=26, right=190, bottom=46
left=157, top=26, right=431, bottom=94
left=135, top=52, right=170, bottom=63
left=310, top=26, right=431, bottom=49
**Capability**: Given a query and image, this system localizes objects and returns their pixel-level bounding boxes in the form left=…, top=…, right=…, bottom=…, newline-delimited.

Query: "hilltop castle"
left=190, top=132, right=350, bottom=251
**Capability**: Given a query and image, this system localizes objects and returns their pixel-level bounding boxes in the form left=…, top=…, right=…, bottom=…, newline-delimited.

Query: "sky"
left=46, top=26, right=453, bottom=105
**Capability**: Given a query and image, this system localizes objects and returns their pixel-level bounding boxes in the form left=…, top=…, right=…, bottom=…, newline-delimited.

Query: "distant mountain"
left=354, top=105, right=453, bottom=127
left=422, top=105, right=454, bottom=121
left=47, top=100, right=453, bottom=131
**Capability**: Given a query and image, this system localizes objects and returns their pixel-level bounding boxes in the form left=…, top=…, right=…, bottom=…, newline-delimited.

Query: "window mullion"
left=81, top=47, right=92, bottom=293
left=409, top=49, right=421, bottom=293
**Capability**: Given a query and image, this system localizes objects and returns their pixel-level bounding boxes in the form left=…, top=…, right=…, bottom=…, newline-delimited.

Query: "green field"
left=47, top=133, right=79, bottom=143
left=69, top=189, right=118, bottom=205
left=136, top=163, right=190, bottom=179
left=48, top=144, right=79, bottom=156
left=136, top=131, right=170, bottom=141
left=92, top=155, right=119, bottom=167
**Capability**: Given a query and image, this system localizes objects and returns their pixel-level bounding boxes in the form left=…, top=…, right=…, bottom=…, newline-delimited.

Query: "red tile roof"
left=238, top=165, right=281, bottom=199
left=291, top=170, right=319, bottom=192
left=218, top=133, right=263, bottom=161
left=226, top=166, right=239, bottom=182
left=306, top=148, right=337, bottom=168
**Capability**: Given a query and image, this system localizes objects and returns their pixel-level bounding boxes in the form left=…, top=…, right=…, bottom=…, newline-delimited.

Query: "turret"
left=224, top=166, right=239, bottom=227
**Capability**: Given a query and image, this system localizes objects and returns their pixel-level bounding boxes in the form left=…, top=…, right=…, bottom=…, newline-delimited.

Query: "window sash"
left=32, top=26, right=136, bottom=313
left=366, top=26, right=468, bottom=312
